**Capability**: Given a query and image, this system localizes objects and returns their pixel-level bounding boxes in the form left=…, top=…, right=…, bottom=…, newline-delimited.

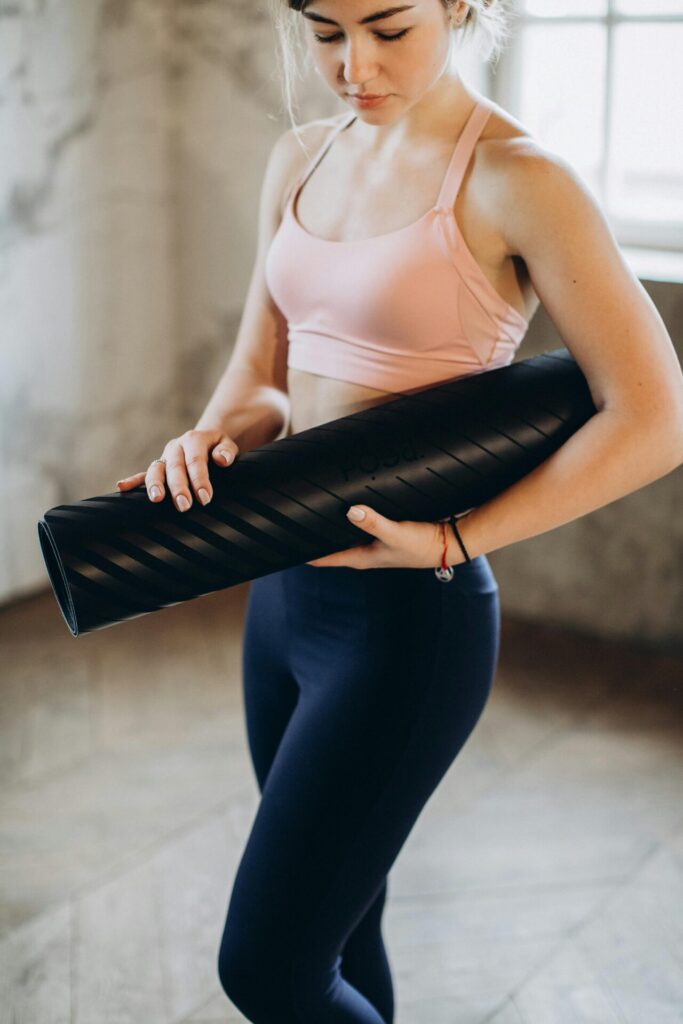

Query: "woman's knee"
left=218, top=924, right=347, bottom=1023
left=217, top=927, right=295, bottom=1022
left=217, top=947, right=263, bottom=1019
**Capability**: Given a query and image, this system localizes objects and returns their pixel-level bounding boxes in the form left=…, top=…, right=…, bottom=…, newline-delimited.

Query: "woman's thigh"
left=241, top=570, right=300, bottom=793
left=223, top=558, right=500, bottom=968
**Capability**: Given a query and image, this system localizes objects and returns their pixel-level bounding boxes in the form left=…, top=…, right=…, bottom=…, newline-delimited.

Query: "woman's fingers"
left=116, top=431, right=240, bottom=510
left=176, top=433, right=239, bottom=509
left=116, top=472, right=146, bottom=490
left=145, top=447, right=175, bottom=504
left=211, top=441, right=238, bottom=466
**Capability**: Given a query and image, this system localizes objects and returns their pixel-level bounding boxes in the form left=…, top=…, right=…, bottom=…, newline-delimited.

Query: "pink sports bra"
left=265, top=100, right=529, bottom=395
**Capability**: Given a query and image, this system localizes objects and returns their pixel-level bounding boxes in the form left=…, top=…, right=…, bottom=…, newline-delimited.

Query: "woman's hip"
left=246, top=555, right=499, bottom=689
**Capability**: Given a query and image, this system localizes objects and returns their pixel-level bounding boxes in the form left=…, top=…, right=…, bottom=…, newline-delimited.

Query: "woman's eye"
left=314, top=29, right=410, bottom=44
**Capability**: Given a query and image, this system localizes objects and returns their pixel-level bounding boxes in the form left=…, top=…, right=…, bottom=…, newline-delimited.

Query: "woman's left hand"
left=305, top=505, right=447, bottom=570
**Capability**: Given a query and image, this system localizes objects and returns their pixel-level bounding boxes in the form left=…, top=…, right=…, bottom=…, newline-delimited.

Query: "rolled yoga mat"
left=38, top=346, right=596, bottom=638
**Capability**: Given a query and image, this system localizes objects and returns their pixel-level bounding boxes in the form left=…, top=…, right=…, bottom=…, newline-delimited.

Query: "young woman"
left=116, top=1, right=683, bottom=1020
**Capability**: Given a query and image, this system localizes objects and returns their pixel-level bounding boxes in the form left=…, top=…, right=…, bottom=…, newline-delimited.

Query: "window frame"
left=488, top=1, right=683, bottom=253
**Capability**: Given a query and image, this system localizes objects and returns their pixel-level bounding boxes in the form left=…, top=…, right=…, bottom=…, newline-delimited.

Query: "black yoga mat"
left=37, top=346, right=596, bottom=637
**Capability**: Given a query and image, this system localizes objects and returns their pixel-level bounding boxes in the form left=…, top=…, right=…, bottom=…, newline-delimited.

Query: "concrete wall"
left=1, top=0, right=178, bottom=604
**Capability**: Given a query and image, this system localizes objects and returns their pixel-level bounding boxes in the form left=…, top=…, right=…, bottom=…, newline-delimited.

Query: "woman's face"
left=301, top=0, right=461, bottom=117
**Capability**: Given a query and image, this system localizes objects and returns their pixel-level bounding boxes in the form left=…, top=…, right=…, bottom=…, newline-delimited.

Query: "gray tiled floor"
left=0, top=584, right=681, bottom=1024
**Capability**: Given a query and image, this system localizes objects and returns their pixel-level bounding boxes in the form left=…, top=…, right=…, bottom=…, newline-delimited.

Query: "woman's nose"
left=342, top=43, right=379, bottom=82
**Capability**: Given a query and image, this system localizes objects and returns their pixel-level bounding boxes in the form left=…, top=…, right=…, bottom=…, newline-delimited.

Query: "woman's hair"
left=267, top=0, right=515, bottom=135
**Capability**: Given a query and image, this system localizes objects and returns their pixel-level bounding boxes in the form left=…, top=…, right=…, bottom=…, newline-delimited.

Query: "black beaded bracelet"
left=448, top=513, right=472, bottom=563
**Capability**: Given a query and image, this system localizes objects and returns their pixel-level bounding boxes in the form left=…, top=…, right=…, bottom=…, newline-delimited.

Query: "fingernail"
left=198, top=488, right=210, bottom=505
left=151, top=486, right=162, bottom=500
left=176, top=495, right=190, bottom=512
left=220, top=451, right=233, bottom=464
left=347, top=506, right=365, bottom=521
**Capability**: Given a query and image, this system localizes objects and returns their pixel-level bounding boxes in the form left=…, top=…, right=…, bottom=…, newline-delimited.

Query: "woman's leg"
left=217, top=558, right=500, bottom=1023
left=336, top=877, right=393, bottom=1023
left=240, top=571, right=300, bottom=794
left=237, top=570, right=394, bottom=1020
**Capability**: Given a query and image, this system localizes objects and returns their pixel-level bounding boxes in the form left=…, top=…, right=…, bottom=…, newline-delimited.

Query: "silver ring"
left=151, top=458, right=166, bottom=466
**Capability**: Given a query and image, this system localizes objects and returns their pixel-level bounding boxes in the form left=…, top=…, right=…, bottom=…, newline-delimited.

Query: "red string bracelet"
left=434, top=514, right=472, bottom=582
left=434, top=519, right=454, bottom=582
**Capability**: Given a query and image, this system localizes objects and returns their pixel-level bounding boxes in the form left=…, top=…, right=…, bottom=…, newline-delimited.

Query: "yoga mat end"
left=38, top=519, right=79, bottom=638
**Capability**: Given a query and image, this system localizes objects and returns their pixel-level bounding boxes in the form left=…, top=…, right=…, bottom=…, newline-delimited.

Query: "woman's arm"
left=450, top=404, right=682, bottom=564
left=305, top=147, right=683, bottom=573
left=449, top=144, right=683, bottom=563
left=194, top=365, right=291, bottom=453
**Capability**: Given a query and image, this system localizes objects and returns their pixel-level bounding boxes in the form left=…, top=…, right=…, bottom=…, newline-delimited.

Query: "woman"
left=116, top=1, right=683, bottom=1021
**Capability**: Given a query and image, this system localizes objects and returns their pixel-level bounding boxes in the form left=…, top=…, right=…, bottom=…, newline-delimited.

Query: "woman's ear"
left=451, top=2, right=469, bottom=30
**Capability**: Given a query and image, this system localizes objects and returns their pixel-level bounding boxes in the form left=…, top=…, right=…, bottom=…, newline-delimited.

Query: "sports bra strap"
left=291, top=113, right=357, bottom=199
left=435, top=101, right=493, bottom=212
left=286, top=102, right=491, bottom=216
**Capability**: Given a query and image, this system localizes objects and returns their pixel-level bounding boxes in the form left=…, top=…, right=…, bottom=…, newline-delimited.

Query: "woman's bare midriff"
left=286, top=369, right=397, bottom=436
left=283, top=95, right=541, bottom=437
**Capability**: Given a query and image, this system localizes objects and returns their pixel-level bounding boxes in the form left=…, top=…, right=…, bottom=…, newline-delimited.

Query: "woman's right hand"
left=115, top=428, right=239, bottom=511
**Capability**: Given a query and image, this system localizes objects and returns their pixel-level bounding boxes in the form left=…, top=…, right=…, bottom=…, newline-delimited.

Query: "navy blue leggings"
left=217, top=554, right=500, bottom=1023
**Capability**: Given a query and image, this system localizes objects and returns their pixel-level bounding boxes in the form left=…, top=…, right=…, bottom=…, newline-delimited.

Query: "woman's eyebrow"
left=302, top=5, right=416, bottom=27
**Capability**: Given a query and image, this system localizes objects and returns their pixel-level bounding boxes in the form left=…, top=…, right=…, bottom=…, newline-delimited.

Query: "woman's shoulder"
left=479, top=98, right=536, bottom=152
left=279, top=112, right=348, bottom=159
left=474, top=101, right=572, bottom=261
left=477, top=99, right=555, bottom=192
left=291, top=113, right=350, bottom=158
left=274, top=114, right=348, bottom=218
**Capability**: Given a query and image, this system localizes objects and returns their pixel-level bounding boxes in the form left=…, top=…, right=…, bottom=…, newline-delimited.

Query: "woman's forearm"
left=449, top=407, right=683, bottom=564
left=194, top=367, right=291, bottom=453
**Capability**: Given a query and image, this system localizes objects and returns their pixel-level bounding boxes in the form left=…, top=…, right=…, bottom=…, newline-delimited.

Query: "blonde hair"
left=267, top=0, right=515, bottom=135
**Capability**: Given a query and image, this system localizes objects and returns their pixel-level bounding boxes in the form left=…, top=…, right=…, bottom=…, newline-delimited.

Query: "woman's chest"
left=285, top=128, right=537, bottom=435
left=293, top=129, right=531, bottom=313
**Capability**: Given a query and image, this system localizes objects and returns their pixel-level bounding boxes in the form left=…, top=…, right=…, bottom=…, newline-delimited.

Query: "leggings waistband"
left=278, top=552, right=498, bottom=598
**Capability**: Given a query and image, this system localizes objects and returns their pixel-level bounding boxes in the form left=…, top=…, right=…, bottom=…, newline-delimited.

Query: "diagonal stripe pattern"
left=37, top=347, right=596, bottom=637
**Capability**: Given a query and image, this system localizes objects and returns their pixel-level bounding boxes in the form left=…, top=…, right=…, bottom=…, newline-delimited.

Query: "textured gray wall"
left=490, top=281, right=683, bottom=653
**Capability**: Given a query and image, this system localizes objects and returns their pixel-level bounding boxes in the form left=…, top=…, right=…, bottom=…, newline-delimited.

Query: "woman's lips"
left=351, top=94, right=390, bottom=108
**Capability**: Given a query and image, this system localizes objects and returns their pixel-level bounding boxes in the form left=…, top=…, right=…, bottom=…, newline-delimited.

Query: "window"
left=491, top=1, right=683, bottom=252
